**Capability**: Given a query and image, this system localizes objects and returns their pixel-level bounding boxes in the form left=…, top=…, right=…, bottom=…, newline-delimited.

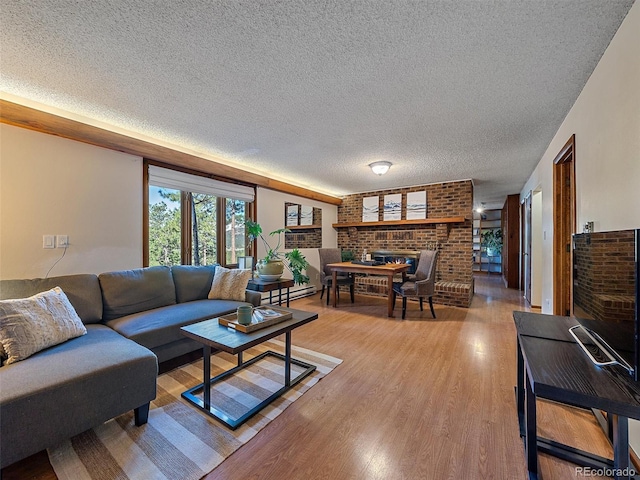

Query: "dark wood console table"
left=247, top=277, right=295, bottom=307
left=514, top=311, right=640, bottom=479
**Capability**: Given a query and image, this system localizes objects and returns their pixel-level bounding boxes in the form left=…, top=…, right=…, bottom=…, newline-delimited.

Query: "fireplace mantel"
left=331, top=216, right=465, bottom=229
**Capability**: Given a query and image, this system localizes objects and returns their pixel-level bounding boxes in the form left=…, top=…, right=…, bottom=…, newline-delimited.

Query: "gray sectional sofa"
left=0, top=265, right=261, bottom=468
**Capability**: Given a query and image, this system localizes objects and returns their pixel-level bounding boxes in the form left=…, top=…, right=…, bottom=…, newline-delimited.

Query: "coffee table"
left=180, top=307, right=318, bottom=429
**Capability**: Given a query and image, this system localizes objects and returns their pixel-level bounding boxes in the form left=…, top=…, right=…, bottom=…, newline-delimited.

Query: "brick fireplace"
left=336, top=180, right=474, bottom=307
left=371, top=250, right=420, bottom=274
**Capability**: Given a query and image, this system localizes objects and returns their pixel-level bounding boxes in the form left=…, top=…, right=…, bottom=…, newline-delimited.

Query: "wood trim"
left=332, top=217, right=465, bottom=228
left=501, top=194, right=520, bottom=289
left=552, top=134, right=576, bottom=316
left=286, top=224, right=322, bottom=230
left=142, top=160, right=150, bottom=266
left=0, top=99, right=342, bottom=206
left=248, top=200, right=257, bottom=258
left=181, top=192, right=192, bottom=264
left=216, top=198, right=225, bottom=266
left=554, top=135, right=575, bottom=166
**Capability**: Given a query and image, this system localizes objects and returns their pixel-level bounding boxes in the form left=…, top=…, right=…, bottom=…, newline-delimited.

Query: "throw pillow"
left=0, top=287, right=87, bottom=365
left=207, top=266, right=252, bottom=302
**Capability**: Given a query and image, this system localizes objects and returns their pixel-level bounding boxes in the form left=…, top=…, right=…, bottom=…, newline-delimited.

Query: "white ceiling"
left=0, top=1, right=634, bottom=208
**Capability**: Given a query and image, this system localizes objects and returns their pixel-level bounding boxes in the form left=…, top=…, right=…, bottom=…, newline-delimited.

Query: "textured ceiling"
left=0, top=0, right=634, bottom=208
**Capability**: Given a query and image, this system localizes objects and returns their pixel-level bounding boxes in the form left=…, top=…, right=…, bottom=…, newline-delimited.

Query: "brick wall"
left=573, top=230, right=636, bottom=322
left=337, top=180, right=474, bottom=307
left=284, top=203, right=322, bottom=249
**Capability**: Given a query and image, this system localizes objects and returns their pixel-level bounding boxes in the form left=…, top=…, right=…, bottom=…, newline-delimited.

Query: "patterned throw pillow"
left=207, top=267, right=252, bottom=302
left=0, top=287, right=87, bottom=365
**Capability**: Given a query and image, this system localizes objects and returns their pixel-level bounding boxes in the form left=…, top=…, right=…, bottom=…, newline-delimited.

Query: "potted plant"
left=482, top=229, right=503, bottom=257
left=245, top=220, right=310, bottom=284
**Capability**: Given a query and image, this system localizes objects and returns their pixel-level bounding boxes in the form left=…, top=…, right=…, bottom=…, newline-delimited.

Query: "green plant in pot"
left=245, top=220, right=310, bottom=284
left=482, top=229, right=503, bottom=257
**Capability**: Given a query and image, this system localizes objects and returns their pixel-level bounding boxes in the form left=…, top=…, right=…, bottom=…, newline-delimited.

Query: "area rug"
left=48, top=340, right=342, bottom=480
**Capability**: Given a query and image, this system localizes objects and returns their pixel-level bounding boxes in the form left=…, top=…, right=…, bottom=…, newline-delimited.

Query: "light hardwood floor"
left=3, top=275, right=614, bottom=479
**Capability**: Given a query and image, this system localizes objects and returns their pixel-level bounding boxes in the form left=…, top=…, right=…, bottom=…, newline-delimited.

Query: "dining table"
left=325, top=261, right=410, bottom=317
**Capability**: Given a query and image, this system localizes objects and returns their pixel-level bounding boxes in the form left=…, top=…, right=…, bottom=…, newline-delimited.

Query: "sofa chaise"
left=0, top=265, right=261, bottom=467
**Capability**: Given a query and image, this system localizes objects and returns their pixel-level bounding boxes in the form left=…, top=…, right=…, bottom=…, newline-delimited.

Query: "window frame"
left=143, top=159, right=256, bottom=267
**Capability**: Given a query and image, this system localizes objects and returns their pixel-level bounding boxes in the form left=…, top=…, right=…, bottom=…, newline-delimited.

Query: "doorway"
left=522, top=189, right=543, bottom=309
left=523, top=192, right=532, bottom=305
left=531, top=190, right=543, bottom=308
left=552, top=135, right=576, bottom=316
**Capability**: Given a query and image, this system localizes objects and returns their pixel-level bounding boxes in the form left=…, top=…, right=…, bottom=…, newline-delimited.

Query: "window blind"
left=148, top=165, right=255, bottom=202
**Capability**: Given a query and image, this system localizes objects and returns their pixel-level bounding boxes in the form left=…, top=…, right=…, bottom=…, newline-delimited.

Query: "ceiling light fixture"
left=476, top=202, right=486, bottom=213
left=369, top=161, right=392, bottom=176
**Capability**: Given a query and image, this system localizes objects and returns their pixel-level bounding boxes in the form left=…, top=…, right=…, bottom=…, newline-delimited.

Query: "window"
left=189, top=192, right=218, bottom=266
left=148, top=187, right=182, bottom=266
left=145, top=163, right=254, bottom=267
left=225, top=198, right=246, bottom=264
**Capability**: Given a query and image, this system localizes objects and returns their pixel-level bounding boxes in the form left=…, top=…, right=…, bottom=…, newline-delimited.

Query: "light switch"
left=57, top=235, right=69, bottom=248
left=43, top=235, right=55, bottom=249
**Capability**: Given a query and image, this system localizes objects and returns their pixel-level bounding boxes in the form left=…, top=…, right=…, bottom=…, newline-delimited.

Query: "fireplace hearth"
left=371, top=250, right=421, bottom=275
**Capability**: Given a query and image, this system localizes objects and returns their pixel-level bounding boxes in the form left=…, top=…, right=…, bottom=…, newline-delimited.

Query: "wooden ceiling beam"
left=0, top=99, right=342, bottom=205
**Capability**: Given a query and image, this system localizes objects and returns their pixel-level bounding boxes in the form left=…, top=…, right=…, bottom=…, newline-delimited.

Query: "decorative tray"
left=218, top=306, right=293, bottom=333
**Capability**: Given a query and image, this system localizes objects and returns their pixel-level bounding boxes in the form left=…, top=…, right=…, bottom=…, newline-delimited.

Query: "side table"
left=247, top=277, right=295, bottom=306
left=513, top=311, right=640, bottom=480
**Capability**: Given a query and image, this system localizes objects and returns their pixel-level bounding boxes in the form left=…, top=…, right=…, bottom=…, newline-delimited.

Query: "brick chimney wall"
left=337, top=180, right=474, bottom=307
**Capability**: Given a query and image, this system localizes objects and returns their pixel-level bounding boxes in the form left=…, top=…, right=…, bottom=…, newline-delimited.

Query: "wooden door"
left=553, top=135, right=576, bottom=316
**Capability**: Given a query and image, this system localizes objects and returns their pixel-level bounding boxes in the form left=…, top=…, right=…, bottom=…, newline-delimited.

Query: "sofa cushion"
left=208, top=266, right=252, bottom=301
left=99, top=266, right=176, bottom=321
left=0, top=274, right=103, bottom=324
left=105, top=299, right=250, bottom=349
left=171, top=265, right=217, bottom=303
left=0, top=324, right=157, bottom=468
left=0, top=287, right=87, bottom=365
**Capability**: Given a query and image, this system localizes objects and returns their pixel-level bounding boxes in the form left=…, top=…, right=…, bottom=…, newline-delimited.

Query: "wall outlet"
left=545, top=299, right=551, bottom=308
left=43, top=235, right=55, bottom=249
left=57, top=235, right=69, bottom=248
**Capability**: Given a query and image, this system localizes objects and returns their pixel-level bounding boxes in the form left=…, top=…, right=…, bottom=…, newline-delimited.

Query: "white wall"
left=520, top=1, right=640, bottom=313
left=0, top=123, right=340, bottom=288
left=256, top=187, right=338, bottom=292
left=0, top=124, right=143, bottom=278
left=520, top=1, right=640, bottom=449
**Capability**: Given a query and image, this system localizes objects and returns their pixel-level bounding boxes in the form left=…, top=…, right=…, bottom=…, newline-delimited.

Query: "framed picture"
left=406, top=191, right=427, bottom=219
left=286, top=204, right=299, bottom=226
left=300, top=205, right=313, bottom=225
left=383, top=194, right=402, bottom=221
left=362, top=196, right=379, bottom=222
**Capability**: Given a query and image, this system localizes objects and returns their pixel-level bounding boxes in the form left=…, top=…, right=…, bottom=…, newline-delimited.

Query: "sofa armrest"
left=245, top=290, right=262, bottom=306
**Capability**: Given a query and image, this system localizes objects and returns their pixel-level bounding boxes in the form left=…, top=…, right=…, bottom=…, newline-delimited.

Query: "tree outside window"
left=148, top=186, right=248, bottom=267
